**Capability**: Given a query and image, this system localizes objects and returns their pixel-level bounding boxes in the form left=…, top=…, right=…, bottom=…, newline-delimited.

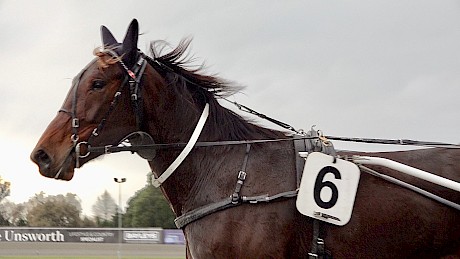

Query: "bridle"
left=57, top=46, right=211, bottom=186
left=58, top=47, right=147, bottom=174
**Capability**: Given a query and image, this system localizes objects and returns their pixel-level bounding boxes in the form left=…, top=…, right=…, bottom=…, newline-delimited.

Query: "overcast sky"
left=1, top=1, right=459, bottom=216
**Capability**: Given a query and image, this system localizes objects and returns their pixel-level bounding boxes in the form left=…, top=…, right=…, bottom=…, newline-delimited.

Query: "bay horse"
left=31, top=19, right=459, bottom=258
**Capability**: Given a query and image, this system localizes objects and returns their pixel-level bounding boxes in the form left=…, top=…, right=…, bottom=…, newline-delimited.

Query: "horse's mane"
left=147, top=38, right=240, bottom=97
left=145, top=38, right=286, bottom=141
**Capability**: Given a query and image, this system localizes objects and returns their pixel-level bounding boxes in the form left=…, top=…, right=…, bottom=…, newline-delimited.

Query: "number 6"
left=314, top=166, right=341, bottom=209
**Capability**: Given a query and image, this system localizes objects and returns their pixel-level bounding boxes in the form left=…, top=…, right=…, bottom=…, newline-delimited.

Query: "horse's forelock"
left=93, top=47, right=122, bottom=69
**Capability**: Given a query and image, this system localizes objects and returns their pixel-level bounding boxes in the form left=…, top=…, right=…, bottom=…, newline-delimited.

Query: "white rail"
left=352, top=156, right=460, bottom=192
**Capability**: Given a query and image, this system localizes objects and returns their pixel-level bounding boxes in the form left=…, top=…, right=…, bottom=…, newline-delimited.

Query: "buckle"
left=237, top=171, right=247, bottom=181
left=72, top=118, right=79, bottom=128
left=231, top=193, right=240, bottom=204
left=104, top=145, right=113, bottom=154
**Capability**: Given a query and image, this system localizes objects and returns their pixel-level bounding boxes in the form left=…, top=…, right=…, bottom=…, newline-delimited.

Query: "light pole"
left=114, top=177, right=126, bottom=259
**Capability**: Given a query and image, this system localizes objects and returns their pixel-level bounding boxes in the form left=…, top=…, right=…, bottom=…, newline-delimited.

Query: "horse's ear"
left=122, top=19, right=139, bottom=67
left=100, top=26, right=118, bottom=47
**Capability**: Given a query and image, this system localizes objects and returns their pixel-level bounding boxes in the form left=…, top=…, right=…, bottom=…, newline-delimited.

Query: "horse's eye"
left=91, top=80, right=106, bottom=91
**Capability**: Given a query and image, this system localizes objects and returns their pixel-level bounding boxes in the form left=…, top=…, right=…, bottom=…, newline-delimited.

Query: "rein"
left=86, top=134, right=460, bottom=156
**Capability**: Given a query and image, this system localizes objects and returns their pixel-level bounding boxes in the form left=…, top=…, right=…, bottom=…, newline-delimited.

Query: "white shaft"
left=353, top=156, right=460, bottom=192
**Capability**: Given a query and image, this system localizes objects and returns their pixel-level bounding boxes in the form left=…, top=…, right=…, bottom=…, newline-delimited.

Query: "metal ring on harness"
left=71, top=134, right=79, bottom=143
left=75, top=141, right=91, bottom=159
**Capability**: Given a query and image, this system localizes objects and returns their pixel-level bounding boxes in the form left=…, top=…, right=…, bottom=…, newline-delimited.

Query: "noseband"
left=58, top=48, right=147, bottom=173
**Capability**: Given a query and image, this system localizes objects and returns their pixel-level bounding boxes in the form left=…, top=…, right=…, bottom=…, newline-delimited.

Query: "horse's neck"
left=141, top=86, right=212, bottom=212
left=142, top=79, right=292, bottom=216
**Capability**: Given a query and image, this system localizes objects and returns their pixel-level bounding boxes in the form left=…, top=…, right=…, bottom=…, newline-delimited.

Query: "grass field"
left=0, top=257, right=183, bottom=259
left=0, top=243, right=185, bottom=258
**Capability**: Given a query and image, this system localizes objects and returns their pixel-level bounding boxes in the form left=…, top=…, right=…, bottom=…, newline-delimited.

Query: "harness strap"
left=152, top=103, right=210, bottom=187
left=231, top=144, right=251, bottom=204
left=175, top=197, right=237, bottom=229
left=309, top=220, right=323, bottom=259
left=308, top=220, right=333, bottom=259
left=174, top=190, right=299, bottom=229
left=241, top=189, right=298, bottom=203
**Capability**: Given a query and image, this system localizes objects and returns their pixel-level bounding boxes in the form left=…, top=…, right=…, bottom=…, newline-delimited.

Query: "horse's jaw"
left=52, top=151, right=76, bottom=181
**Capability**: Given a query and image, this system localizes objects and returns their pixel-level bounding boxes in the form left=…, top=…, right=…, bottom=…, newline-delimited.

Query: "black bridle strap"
left=58, top=59, right=100, bottom=170
left=89, top=77, right=128, bottom=139
left=59, top=59, right=99, bottom=144
left=129, top=55, right=148, bottom=130
left=89, top=53, right=147, bottom=140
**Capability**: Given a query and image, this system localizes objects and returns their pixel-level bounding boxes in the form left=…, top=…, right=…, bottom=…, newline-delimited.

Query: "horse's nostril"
left=33, top=149, right=52, bottom=169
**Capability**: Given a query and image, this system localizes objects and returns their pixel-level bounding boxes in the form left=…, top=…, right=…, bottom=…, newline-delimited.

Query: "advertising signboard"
left=124, top=230, right=162, bottom=244
left=0, top=228, right=165, bottom=244
left=163, top=229, right=185, bottom=244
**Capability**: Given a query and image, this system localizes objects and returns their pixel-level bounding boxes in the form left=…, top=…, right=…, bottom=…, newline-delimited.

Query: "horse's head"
left=31, top=19, right=144, bottom=180
left=31, top=19, right=245, bottom=182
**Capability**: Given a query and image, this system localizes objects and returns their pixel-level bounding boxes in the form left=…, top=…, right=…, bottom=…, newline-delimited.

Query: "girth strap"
left=175, top=197, right=237, bottom=229
left=174, top=190, right=299, bottom=229
left=309, top=220, right=324, bottom=259
left=308, top=220, right=332, bottom=259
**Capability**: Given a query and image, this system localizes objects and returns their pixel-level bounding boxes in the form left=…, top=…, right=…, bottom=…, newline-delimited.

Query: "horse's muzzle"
left=30, top=148, right=75, bottom=180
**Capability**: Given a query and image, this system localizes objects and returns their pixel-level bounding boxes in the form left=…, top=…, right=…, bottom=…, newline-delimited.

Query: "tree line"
left=0, top=173, right=175, bottom=228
